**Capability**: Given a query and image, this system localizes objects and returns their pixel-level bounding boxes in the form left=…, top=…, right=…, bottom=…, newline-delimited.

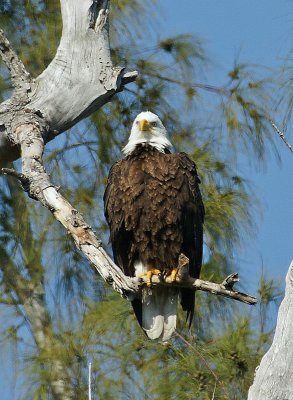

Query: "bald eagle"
left=104, top=111, right=204, bottom=341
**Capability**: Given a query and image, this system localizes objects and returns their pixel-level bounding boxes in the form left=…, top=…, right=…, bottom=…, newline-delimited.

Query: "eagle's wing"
left=104, top=158, right=145, bottom=327
left=177, top=152, right=205, bottom=326
left=104, top=159, right=137, bottom=277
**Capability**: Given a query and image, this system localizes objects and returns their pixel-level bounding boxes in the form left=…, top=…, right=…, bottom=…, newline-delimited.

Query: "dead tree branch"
left=141, top=254, right=256, bottom=304
left=0, top=4, right=137, bottom=397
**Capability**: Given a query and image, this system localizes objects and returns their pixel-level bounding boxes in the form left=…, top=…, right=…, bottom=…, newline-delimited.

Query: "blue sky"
left=159, top=0, right=293, bottom=290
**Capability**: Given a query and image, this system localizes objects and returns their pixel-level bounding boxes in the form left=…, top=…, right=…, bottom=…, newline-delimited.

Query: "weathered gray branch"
left=142, top=255, right=257, bottom=304
left=0, top=0, right=137, bottom=168
left=248, top=261, right=293, bottom=400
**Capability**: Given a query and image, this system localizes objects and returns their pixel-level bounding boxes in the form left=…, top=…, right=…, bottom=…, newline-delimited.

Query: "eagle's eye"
left=151, top=121, right=158, bottom=127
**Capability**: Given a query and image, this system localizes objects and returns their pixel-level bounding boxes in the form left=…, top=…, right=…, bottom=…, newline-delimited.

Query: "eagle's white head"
left=122, top=111, right=173, bottom=156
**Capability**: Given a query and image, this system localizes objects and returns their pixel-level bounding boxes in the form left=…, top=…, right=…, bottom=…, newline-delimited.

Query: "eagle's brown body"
left=104, top=144, right=204, bottom=334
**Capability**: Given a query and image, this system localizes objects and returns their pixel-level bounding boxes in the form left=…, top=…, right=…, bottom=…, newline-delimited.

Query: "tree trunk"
left=248, top=261, right=293, bottom=400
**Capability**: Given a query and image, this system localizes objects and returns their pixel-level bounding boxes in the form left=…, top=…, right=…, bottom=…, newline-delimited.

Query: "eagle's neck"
left=122, top=137, right=173, bottom=156
left=124, top=143, right=172, bottom=158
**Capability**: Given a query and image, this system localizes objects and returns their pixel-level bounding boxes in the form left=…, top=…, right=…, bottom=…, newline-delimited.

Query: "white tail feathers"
left=141, top=286, right=178, bottom=341
left=134, top=260, right=178, bottom=341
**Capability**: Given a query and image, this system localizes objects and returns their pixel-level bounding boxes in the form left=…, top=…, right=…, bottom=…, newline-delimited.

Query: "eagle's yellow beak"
left=139, top=119, right=151, bottom=132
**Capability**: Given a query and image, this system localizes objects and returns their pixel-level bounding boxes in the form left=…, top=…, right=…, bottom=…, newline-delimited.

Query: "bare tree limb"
left=0, top=2, right=257, bottom=399
left=0, top=0, right=256, bottom=326
left=143, top=255, right=257, bottom=304
left=248, top=261, right=293, bottom=400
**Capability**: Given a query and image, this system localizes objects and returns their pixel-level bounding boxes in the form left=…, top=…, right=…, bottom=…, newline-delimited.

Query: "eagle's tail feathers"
left=134, top=261, right=178, bottom=341
left=141, top=286, right=178, bottom=341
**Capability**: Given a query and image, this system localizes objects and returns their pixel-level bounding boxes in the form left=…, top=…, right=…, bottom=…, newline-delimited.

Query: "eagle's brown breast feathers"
left=104, top=144, right=204, bottom=326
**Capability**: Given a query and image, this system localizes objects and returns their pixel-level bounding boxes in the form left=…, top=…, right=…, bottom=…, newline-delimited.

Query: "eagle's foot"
left=139, top=269, right=161, bottom=287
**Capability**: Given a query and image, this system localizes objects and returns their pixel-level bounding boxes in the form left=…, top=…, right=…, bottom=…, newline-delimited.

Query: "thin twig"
left=146, top=71, right=232, bottom=97
left=1, top=167, right=29, bottom=184
left=268, top=118, right=293, bottom=153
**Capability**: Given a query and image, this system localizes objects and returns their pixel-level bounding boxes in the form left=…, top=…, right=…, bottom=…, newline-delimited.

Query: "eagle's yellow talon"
left=139, top=269, right=161, bottom=287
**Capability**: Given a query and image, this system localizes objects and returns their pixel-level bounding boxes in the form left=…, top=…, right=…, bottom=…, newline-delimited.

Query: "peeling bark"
left=248, top=261, right=293, bottom=400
